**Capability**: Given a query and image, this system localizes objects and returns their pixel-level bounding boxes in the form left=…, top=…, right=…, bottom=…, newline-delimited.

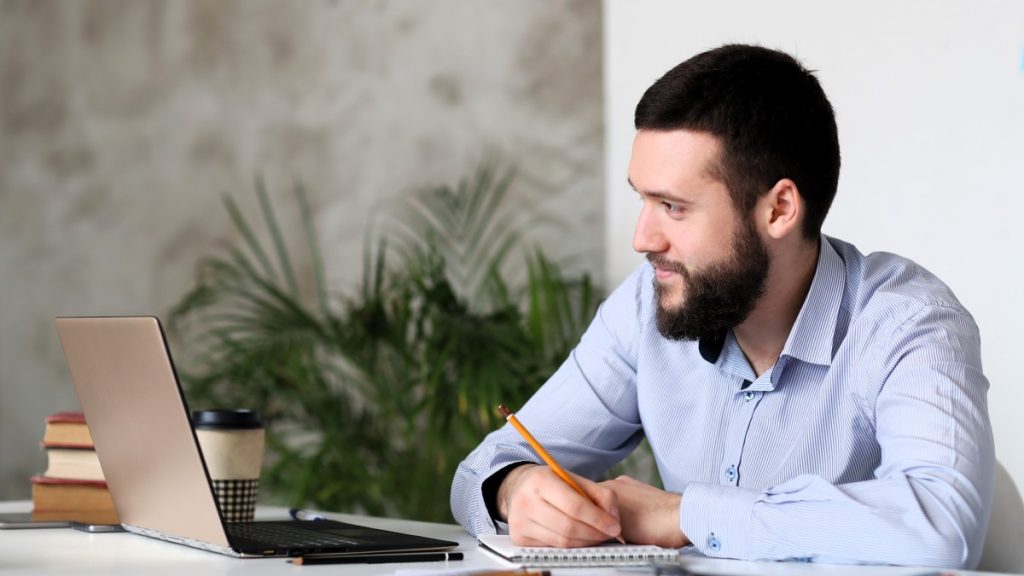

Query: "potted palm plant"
left=168, top=161, right=600, bottom=522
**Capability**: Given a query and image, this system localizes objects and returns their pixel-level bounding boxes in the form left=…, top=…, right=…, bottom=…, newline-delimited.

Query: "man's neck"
left=734, top=238, right=820, bottom=377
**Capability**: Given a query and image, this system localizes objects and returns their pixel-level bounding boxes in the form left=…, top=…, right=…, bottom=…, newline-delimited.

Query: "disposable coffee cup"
left=192, top=409, right=265, bottom=523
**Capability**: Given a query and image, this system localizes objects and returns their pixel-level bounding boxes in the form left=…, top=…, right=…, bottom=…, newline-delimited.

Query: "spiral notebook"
left=478, top=534, right=681, bottom=567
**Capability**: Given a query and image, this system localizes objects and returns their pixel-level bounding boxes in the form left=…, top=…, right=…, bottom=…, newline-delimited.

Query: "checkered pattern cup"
left=192, top=409, right=265, bottom=523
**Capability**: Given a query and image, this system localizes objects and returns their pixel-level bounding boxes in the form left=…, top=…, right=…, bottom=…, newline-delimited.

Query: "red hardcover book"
left=30, top=475, right=119, bottom=523
left=42, top=412, right=94, bottom=449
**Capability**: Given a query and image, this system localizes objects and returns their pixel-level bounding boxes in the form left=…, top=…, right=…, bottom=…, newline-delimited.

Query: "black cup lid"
left=192, top=409, right=263, bottom=430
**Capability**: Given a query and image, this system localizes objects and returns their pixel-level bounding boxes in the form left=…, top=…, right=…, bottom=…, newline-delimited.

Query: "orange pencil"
left=498, top=404, right=626, bottom=544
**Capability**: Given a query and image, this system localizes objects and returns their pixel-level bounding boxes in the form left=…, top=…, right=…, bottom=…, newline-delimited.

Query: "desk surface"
left=0, top=501, right=998, bottom=576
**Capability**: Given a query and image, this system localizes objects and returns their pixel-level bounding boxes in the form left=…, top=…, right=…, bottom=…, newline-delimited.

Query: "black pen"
left=290, top=551, right=464, bottom=565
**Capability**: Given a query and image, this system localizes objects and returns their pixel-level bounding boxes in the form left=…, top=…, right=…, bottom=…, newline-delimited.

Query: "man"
left=450, top=44, right=993, bottom=568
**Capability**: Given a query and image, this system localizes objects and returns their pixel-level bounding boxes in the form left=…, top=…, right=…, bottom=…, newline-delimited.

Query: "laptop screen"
left=56, top=316, right=234, bottom=548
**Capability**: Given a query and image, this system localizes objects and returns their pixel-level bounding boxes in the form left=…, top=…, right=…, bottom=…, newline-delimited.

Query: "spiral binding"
left=517, top=545, right=680, bottom=567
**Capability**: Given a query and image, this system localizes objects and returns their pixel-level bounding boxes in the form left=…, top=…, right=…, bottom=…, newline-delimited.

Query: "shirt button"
left=725, top=465, right=736, bottom=482
left=707, top=533, right=721, bottom=551
left=743, top=391, right=755, bottom=401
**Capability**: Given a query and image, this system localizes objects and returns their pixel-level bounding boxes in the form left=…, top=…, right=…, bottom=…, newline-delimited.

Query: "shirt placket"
left=719, top=377, right=765, bottom=488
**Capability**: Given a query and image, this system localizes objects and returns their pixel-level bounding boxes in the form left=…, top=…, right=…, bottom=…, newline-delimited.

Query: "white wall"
left=604, top=1, right=1024, bottom=494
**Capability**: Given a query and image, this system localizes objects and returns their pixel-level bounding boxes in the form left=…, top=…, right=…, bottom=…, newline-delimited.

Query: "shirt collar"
left=777, top=235, right=846, bottom=366
left=698, top=332, right=727, bottom=363
left=697, top=235, right=846, bottom=368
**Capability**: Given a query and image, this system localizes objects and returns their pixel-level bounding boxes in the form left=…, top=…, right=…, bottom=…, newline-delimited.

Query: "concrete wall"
left=0, top=0, right=604, bottom=499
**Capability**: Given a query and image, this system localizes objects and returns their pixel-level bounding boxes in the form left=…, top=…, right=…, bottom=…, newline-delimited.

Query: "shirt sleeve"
left=680, top=303, right=995, bottom=569
left=449, top=265, right=649, bottom=535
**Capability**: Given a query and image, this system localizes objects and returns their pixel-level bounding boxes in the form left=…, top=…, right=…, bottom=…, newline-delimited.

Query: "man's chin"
left=656, top=289, right=686, bottom=312
left=655, top=300, right=686, bottom=324
left=654, top=307, right=701, bottom=341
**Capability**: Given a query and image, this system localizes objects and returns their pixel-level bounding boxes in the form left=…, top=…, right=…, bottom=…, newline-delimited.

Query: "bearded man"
left=450, top=44, right=993, bottom=569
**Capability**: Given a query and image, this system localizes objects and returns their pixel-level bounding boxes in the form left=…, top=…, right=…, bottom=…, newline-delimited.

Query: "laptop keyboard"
left=227, top=521, right=360, bottom=548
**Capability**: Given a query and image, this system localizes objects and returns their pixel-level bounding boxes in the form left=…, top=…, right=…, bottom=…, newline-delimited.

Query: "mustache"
left=646, top=253, right=687, bottom=276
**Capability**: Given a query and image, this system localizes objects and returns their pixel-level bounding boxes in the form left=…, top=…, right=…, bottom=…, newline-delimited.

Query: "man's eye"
left=662, top=201, right=683, bottom=214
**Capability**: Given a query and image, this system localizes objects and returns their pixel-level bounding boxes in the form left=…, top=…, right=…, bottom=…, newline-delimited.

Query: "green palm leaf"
left=168, top=161, right=604, bottom=521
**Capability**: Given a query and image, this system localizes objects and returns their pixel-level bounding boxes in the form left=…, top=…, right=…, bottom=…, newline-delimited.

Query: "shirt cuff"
left=680, top=482, right=761, bottom=559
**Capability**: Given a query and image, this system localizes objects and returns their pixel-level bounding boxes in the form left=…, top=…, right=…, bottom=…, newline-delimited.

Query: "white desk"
left=0, top=501, right=997, bottom=576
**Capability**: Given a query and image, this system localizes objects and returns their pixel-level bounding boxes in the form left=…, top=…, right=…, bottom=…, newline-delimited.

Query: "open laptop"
left=55, top=316, right=459, bottom=558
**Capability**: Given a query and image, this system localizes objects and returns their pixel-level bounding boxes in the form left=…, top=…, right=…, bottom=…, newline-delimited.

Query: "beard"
left=649, top=218, right=770, bottom=341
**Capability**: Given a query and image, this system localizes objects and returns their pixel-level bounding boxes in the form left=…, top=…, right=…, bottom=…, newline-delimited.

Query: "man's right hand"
left=496, top=464, right=623, bottom=547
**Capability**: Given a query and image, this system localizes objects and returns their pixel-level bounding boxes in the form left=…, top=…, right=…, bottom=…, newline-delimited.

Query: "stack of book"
left=31, top=411, right=119, bottom=524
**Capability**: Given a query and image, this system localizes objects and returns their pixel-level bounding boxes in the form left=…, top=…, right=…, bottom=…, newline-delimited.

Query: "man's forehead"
left=628, top=129, right=726, bottom=191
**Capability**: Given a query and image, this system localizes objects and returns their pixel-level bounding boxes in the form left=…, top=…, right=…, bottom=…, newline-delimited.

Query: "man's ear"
left=760, top=178, right=802, bottom=240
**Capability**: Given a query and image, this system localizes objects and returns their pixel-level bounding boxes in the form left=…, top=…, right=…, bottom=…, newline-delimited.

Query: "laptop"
left=55, top=316, right=459, bottom=558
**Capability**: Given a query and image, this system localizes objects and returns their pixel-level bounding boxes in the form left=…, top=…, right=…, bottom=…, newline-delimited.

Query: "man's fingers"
left=553, top=474, right=621, bottom=538
left=515, top=500, right=615, bottom=547
left=541, top=495, right=618, bottom=541
left=511, top=520, right=606, bottom=548
left=583, top=478, right=621, bottom=522
left=509, top=499, right=614, bottom=547
left=507, top=468, right=621, bottom=547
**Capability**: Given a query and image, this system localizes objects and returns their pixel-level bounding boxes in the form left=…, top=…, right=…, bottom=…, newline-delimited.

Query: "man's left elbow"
left=913, top=523, right=983, bottom=570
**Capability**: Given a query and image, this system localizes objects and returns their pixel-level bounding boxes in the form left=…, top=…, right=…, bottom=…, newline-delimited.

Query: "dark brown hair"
left=635, top=44, right=840, bottom=238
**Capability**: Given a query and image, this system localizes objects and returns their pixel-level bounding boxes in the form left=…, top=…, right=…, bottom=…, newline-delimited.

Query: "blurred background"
left=0, top=0, right=605, bottom=516
left=3, top=0, right=1023, bottom=525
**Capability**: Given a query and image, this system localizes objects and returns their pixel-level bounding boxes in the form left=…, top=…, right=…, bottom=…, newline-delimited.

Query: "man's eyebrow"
left=627, top=177, right=691, bottom=204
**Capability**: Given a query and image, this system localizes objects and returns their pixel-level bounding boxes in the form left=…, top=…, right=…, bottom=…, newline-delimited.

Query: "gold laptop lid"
left=55, top=316, right=229, bottom=548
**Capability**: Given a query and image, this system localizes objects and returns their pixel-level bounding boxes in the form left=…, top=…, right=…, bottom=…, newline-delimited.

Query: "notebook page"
left=478, top=534, right=681, bottom=567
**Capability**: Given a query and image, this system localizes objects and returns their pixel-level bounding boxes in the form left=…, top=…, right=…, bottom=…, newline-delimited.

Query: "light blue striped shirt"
left=450, top=236, right=994, bottom=568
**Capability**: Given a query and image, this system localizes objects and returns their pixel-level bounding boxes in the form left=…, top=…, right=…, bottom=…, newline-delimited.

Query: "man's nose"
left=633, top=204, right=668, bottom=254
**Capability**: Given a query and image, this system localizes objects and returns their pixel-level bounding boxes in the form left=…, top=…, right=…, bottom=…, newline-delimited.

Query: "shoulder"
left=828, top=236, right=979, bottom=342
